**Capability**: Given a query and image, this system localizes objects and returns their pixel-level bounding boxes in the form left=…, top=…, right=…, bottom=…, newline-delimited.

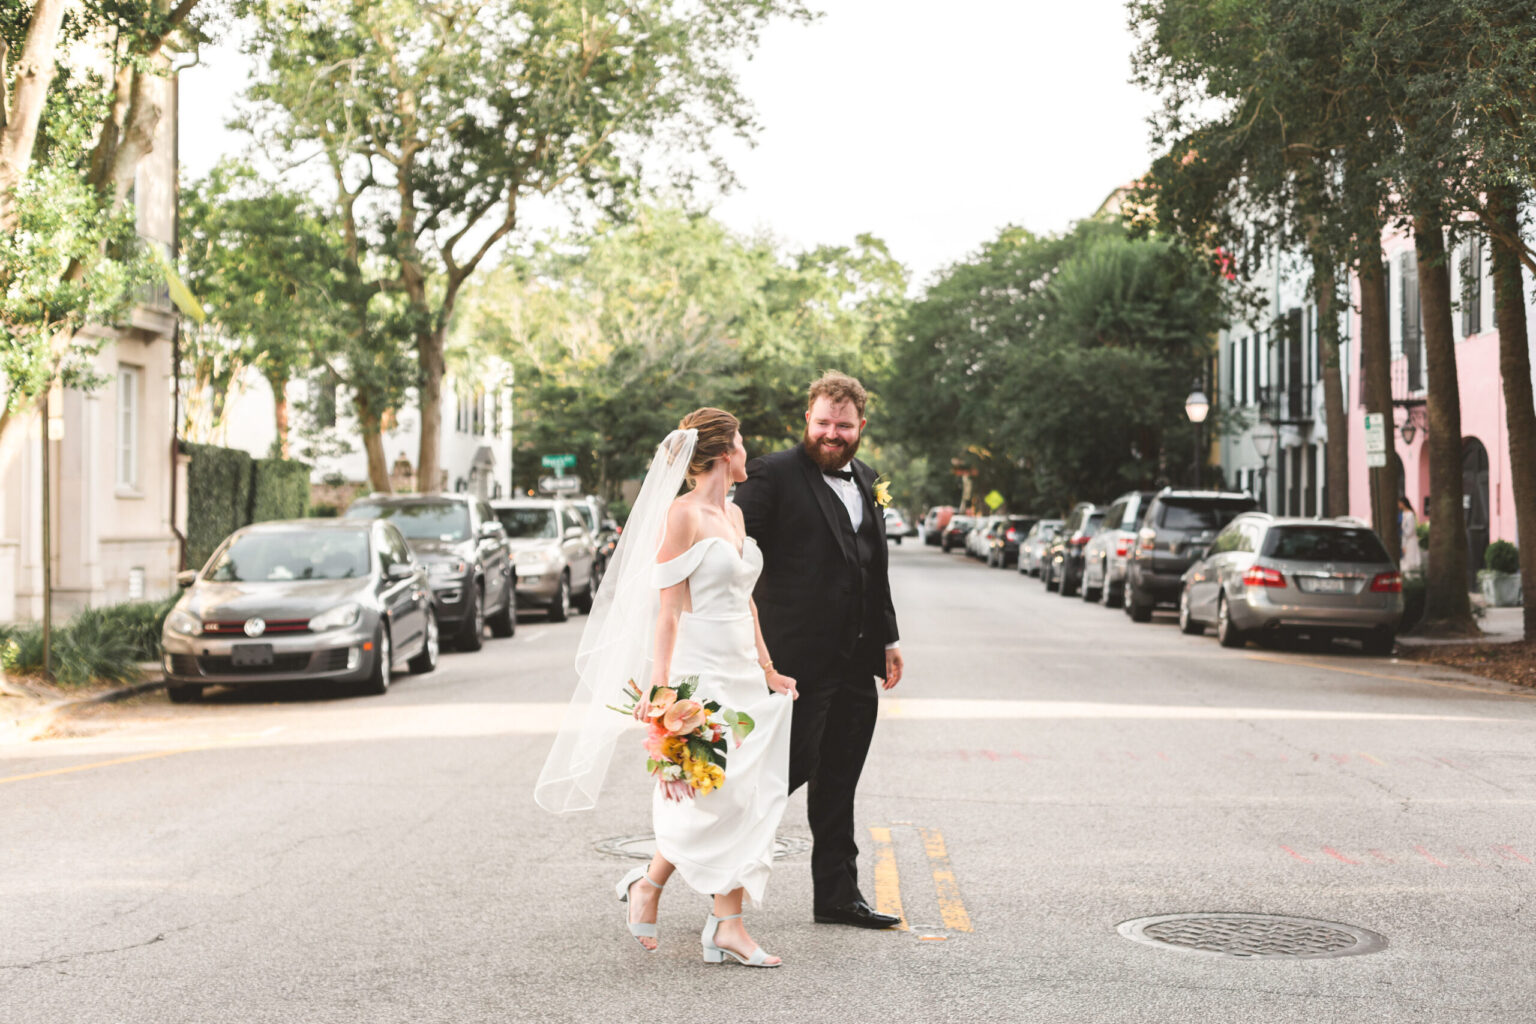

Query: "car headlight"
left=166, top=609, right=201, bottom=636
left=428, top=560, right=467, bottom=577
left=310, top=602, right=362, bottom=632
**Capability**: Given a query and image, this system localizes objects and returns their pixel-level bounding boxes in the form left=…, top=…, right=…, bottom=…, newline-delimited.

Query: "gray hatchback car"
left=160, top=518, right=438, bottom=702
left=1178, top=514, right=1403, bottom=654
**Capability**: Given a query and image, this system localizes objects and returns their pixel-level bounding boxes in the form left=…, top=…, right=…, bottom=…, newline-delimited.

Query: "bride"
left=534, top=408, right=798, bottom=967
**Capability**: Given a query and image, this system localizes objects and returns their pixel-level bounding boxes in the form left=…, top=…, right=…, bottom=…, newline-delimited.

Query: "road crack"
left=0, top=925, right=191, bottom=972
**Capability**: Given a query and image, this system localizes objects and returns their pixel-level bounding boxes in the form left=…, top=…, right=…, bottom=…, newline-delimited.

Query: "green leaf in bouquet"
left=674, top=676, right=698, bottom=700
left=645, top=758, right=659, bottom=773
left=722, top=709, right=738, bottom=727
left=704, top=700, right=721, bottom=713
left=686, top=737, right=713, bottom=763
left=730, top=711, right=756, bottom=744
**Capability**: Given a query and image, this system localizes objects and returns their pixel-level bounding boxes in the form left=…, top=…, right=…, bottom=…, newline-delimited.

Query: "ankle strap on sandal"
left=711, top=912, right=743, bottom=921
left=637, top=872, right=664, bottom=889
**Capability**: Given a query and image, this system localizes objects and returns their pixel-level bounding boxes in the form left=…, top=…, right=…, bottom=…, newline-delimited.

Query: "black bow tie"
left=824, top=469, right=854, bottom=481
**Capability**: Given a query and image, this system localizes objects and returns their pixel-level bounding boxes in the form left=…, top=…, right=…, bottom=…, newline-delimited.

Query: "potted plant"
left=1477, top=540, right=1522, bottom=607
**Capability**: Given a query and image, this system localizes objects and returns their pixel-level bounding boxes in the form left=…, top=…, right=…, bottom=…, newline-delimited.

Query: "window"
left=472, top=387, right=486, bottom=435
left=117, top=366, right=140, bottom=490
left=1462, top=237, right=1483, bottom=337
left=1400, top=252, right=1422, bottom=390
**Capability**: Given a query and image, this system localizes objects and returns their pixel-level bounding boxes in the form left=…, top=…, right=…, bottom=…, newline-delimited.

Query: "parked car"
left=1018, top=519, right=1063, bottom=577
left=923, top=507, right=955, bottom=546
left=883, top=507, right=915, bottom=544
left=491, top=497, right=599, bottom=621
left=987, top=515, right=1040, bottom=568
left=941, top=514, right=975, bottom=553
left=967, top=515, right=1004, bottom=559
left=1124, top=489, right=1260, bottom=622
left=574, top=494, right=619, bottom=589
left=161, top=518, right=439, bottom=702
left=1080, top=490, right=1158, bottom=606
left=1044, top=503, right=1104, bottom=596
left=1178, top=514, right=1403, bottom=654
left=344, top=493, right=515, bottom=649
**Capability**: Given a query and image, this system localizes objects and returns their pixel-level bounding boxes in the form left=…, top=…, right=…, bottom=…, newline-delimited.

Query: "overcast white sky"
left=179, top=0, right=1158, bottom=289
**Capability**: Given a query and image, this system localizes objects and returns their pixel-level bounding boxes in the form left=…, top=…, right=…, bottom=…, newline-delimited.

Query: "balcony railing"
left=1390, top=354, right=1425, bottom=404
left=1259, top=382, right=1313, bottom=425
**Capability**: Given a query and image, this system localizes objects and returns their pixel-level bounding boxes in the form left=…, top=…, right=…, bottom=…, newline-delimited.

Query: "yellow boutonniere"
left=873, top=477, right=892, bottom=508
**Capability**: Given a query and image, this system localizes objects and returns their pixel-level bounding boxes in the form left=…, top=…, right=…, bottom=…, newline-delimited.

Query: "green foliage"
left=251, top=457, right=312, bottom=524
left=96, top=595, right=181, bottom=663
left=0, top=605, right=146, bottom=687
left=184, top=442, right=312, bottom=566
left=885, top=220, right=1224, bottom=515
left=185, top=442, right=254, bottom=570
left=1485, top=540, right=1521, bottom=575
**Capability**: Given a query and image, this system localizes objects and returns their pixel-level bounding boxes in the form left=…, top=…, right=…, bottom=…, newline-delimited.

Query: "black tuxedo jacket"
left=733, top=445, right=899, bottom=680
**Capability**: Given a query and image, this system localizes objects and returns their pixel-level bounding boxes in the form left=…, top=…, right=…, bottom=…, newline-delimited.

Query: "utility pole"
left=39, top=389, right=52, bottom=682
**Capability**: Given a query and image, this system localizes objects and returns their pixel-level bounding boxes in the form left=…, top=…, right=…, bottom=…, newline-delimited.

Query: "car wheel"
left=409, top=609, right=440, bottom=674
left=1216, top=594, right=1246, bottom=648
left=457, top=585, right=485, bottom=651
left=1178, top=589, right=1204, bottom=635
left=1126, top=580, right=1153, bottom=622
left=1363, top=630, right=1395, bottom=657
left=360, top=625, right=392, bottom=695
left=1100, top=572, right=1119, bottom=608
left=166, top=684, right=202, bottom=704
left=548, top=572, right=571, bottom=622
left=1060, top=565, right=1077, bottom=597
left=488, top=582, right=516, bottom=637
left=894, top=536, right=902, bottom=545
left=573, top=574, right=595, bottom=614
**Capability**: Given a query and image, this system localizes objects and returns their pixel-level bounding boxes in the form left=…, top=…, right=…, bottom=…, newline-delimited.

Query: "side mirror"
left=175, top=569, right=199, bottom=588
left=602, top=519, right=619, bottom=532
left=387, top=563, right=416, bottom=580
left=564, top=526, right=586, bottom=540
left=479, top=521, right=505, bottom=540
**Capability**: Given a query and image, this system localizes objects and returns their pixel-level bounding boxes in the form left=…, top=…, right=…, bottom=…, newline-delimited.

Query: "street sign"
left=541, top=454, right=576, bottom=477
left=984, top=490, right=1004, bottom=511
left=539, top=475, right=581, bottom=494
left=1364, top=413, right=1387, bottom=468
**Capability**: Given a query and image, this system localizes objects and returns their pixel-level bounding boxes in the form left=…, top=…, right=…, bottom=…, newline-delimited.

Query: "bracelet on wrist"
left=760, top=660, right=774, bottom=673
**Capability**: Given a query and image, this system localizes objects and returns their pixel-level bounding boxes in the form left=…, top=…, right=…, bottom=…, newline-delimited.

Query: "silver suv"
left=490, top=497, right=598, bottom=622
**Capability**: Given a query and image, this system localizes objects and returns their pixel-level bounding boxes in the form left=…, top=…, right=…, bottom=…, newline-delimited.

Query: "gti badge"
left=244, top=618, right=266, bottom=638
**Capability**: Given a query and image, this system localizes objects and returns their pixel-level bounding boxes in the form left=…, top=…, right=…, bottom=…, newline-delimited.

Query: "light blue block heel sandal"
left=615, top=867, right=664, bottom=951
left=701, top=913, right=781, bottom=967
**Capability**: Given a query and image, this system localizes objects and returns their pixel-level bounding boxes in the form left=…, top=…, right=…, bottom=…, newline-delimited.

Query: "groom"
left=734, top=371, right=904, bottom=929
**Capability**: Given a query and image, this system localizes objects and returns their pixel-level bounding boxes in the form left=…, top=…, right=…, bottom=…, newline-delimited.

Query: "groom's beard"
left=803, top=428, right=861, bottom=472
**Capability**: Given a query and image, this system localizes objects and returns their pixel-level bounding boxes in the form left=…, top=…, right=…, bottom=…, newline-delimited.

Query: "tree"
left=240, top=0, right=811, bottom=494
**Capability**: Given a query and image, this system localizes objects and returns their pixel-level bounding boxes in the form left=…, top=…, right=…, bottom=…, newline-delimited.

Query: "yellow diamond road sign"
left=984, top=490, right=1004, bottom=510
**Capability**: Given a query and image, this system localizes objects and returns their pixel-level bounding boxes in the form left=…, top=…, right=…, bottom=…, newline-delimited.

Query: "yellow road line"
left=919, top=827, right=973, bottom=933
left=868, top=827, right=909, bottom=931
left=1244, top=653, right=1536, bottom=701
left=0, top=746, right=204, bottom=785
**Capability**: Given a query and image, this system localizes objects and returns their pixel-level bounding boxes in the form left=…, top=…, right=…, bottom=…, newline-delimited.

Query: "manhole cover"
left=594, top=833, right=811, bottom=861
left=1118, top=913, right=1387, bottom=959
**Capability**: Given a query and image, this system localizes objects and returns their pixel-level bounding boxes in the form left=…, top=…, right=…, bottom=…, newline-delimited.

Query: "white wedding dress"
left=650, top=534, right=793, bottom=905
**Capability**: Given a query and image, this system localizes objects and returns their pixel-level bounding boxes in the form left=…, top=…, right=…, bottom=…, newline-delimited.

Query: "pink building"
left=1345, top=228, right=1534, bottom=583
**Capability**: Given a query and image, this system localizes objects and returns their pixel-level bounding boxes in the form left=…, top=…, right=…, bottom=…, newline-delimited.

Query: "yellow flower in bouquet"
left=873, top=477, right=892, bottom=508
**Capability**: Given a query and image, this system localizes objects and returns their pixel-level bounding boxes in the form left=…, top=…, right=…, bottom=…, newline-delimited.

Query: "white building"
left=0, top=67, right=183, bottom=622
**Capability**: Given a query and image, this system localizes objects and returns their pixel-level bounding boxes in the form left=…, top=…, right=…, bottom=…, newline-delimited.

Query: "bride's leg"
left=627, top=853, right=675, bottom=951
left=711, top=888, right=781, bottom=965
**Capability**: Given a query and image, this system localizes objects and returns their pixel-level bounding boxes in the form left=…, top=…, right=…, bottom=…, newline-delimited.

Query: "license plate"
left=231, top=643, right=274, bottom=667
left=1309, top=577, right=1346, bottom=594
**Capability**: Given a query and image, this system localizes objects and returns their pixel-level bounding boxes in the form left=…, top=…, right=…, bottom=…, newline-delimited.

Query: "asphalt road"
left=3, top=541, right=1534, bottom=1023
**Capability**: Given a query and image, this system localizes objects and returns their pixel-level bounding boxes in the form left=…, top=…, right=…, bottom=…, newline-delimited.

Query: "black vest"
left=836, top=492, right=883, bottom=643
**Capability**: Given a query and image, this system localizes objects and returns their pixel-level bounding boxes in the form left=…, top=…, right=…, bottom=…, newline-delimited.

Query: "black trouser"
left=787, top=643, right=880, bottom=910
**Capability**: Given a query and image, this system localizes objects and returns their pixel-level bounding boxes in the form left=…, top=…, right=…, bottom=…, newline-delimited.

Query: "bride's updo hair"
left=678, top=407, right=739, bottom=480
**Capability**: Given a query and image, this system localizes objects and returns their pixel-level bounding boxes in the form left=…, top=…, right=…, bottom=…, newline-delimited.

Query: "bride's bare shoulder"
left=663, top=498, right=701, bottom=545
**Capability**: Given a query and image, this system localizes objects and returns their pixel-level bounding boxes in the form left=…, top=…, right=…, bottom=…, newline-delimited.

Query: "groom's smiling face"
left=803, top=396, right=866, bottom=472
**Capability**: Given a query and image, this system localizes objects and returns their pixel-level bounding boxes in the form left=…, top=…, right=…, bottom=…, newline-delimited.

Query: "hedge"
left=184, top=442, right=311, bottom=570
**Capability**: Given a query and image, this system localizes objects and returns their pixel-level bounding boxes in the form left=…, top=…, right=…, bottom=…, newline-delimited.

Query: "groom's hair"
left=807, top=371, right=867, bottom=417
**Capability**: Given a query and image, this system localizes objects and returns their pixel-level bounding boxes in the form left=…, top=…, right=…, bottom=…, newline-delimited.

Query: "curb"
left=0, top=671, right=165, bottom=745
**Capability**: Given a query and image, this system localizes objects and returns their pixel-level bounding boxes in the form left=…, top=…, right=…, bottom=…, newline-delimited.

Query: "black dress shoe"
left=813, top=900, right=901, bottom=929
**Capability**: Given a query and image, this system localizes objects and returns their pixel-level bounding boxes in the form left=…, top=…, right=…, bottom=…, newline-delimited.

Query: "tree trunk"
left=1488, top=187, right=1536, bottom=641
left=417, top=325, right=445, bottom=493
left=1313, top=251, right=1350, bottom=517
left=1358, top=257, right=1400, bottom=556
left=0, top=0, right=68, bottom=231
left=355, top=392, right=392, bottom=493
left=267, top=370, right=291, bottom=459
left=1412, top=212, right=1476, bottom=634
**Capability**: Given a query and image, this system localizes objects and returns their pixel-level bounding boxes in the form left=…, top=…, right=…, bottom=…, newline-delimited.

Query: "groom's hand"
left=881, top=648, right=904, bottom=690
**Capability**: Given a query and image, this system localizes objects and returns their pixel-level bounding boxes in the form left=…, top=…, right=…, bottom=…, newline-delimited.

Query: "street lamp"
left=1253, top=425, right=1277, bottom=511
left=1185, top=386, right=1209, bottom=488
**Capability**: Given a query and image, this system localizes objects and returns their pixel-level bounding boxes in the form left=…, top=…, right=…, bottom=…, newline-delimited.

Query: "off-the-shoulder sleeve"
left=652, top=543, right=708, bottom=590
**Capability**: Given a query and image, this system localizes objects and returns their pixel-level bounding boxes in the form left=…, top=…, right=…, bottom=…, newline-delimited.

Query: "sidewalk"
left=0, top=667, right=164, bottom=744
left=1397, top=605, right=1524, bottom=647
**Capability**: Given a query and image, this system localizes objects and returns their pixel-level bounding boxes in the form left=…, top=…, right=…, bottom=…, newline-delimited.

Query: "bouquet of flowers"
left=610, top=676, right=755, bottom=801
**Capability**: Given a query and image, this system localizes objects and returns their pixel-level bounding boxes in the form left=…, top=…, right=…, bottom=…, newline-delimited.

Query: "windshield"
left=496, top=507, right=558, bottom=539
left=346, top=501, right=470, bottom=542
left=1264, top=526, right=1390, bottom=563
left=207, top=531, right=370, bottom=582
left=574, top=505, right=599, bottom=532
left=1158, top=500, right=1255, bottom=532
